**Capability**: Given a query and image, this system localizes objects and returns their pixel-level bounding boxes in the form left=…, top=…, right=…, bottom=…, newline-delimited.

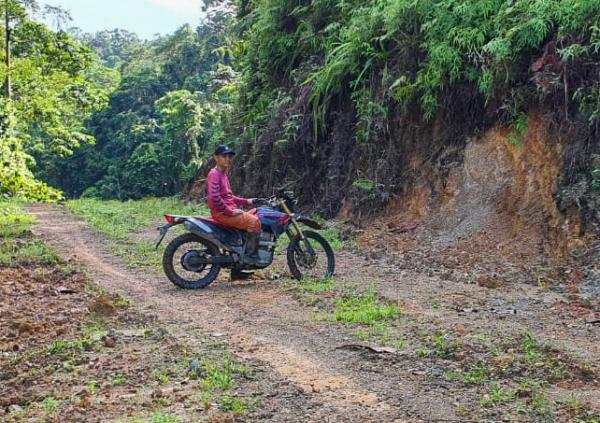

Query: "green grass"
left=41, top=397, right=60, bottom=414
left=480, top=384, right=515, bottom=407
left=0, top=200, right=35, bottom=237
left=146, top=415, right=182, bottom=423
left=108, top=241, right=162, bottom=269
left=65, top=197, right=206, bottom=241
left=200, top=356, right=244, bottom=391
left=66, top=197, right=206, bottom=268
left=462, top=362, right=492, bottom=385
left=0, top=201, right=63, bottom=266
left=220, top=393, right=258, bottom=414
left=45, top=338, right=95, bottom=355
left=108, top=373, right=127, bottom=386
left=117, top=413, right=182, bottom=423
left=152, top=368, right=171, bottom=385
left=0, top=237, right=62, bottom=266
left=318, top=226, right=345, bottom=251
left=333, top=289, right=400, bottom=324
left=299, top=276, right=334, bottom=292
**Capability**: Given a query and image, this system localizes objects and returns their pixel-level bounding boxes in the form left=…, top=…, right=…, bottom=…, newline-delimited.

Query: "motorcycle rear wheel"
left=162, top=233, right=221, bottom=289
left=287, top=230, right=335, bottom=281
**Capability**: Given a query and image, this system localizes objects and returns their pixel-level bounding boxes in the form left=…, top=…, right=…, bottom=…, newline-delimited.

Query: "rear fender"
left=184, top=218, right=232, bottom=252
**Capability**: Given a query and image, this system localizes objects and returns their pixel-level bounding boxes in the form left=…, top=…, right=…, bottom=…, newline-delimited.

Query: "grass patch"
left=40, top=397, right=60, bottom=414
left=45, top=338, right=95, bottom=355
left=318, top=226, right=345, bottom=251
left=299, top=276, right=334, bottom=292
left=416, top=331, right=460, bottom=358
left=108, top=241, right=162, bottom=269
left=0, top=237, right=62, bottom=266
left=65, top=197, right=206, bottom=269
left=65, top=197, right=206, bottom=241
left=118, top=413, right=182, bottom=423
left=333, top=289, right=400, bottom=324
left=0, top=201, right=35, bottom=237
left=200, top=356, right=247, bottom=391
left=0, top=200, right=63, bottom=266
left=461, top=361, right=492, bottom=385
left=480, top=384, right=515, bottom=407
left=220, top=393, right=258, bottom=414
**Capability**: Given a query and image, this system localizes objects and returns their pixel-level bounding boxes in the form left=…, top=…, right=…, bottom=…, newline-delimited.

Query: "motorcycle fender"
left=155, top=222, right=177, bottom=249
left=296, top=216, right=322, bottom=230
left=184, top=219, right=232, bottom=252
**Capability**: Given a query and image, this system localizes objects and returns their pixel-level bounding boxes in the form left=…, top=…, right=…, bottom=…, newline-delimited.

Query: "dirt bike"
left=155, top=191, right=335, bottom=289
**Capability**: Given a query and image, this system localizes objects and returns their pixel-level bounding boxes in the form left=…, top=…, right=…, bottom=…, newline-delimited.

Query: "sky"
left=43, top=0, right=206, bottom=39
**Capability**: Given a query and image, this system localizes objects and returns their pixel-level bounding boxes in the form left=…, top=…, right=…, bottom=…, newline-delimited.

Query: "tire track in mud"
left=29, top=204, right=418, bottom=422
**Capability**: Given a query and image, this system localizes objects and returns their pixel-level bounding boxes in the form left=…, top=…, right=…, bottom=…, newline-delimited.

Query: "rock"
left=151, top=388, right=163, bottom=398
left=453, top=324, right=466, bottom=335
left=103, top=337, right=116, bottom=348
left=188, top=359, right=200, bottom=374
left=8, top=404, right=23, bottom=414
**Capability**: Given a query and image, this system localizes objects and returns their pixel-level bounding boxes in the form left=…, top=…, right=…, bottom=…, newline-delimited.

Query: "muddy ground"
left=2, top=203, right=600, bottom=422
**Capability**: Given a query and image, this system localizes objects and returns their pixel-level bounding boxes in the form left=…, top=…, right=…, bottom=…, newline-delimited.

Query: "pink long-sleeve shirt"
left=206, top=167, right=250, bottom=217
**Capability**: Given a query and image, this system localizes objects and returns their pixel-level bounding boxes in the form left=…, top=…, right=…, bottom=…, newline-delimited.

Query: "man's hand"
left=250, top=198, right=267, bottom=207
left=233, top=209, right=244, bottom=216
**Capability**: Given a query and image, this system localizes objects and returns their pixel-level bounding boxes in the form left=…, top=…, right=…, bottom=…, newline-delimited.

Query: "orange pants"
left=213, top=211, right=261, bottom=233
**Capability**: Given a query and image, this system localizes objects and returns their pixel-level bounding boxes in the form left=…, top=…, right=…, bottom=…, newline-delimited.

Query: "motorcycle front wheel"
left=162, top=233, right=221, bottom=289
left=287, top=230, right=335, bottom=281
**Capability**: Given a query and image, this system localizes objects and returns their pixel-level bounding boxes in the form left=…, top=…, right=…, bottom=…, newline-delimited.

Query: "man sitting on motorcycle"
left=206, top=145, right=261, bottom=263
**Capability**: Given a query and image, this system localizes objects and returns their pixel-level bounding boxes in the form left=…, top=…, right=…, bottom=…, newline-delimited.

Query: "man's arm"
left=232, top=195, right=251, bottom=207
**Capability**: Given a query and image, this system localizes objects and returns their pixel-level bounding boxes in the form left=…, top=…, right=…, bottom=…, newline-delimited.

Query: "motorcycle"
left=155, top=191, right=335, bottom=289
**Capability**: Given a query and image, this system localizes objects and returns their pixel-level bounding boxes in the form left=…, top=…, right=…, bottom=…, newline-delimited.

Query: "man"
left=206, top=145, right=261, bottom=263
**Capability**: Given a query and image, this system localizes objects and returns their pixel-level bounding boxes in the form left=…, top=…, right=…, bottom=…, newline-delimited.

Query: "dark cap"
left=214, top=145, right=235, bottom=156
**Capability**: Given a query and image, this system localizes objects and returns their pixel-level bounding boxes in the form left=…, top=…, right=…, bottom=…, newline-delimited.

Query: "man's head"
left=213, top=145, right=235, bottom=172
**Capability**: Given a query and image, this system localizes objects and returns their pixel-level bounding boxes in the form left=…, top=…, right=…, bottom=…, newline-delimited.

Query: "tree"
left=1, top=0, right=39, bottom=98
left=0, top=1, right=71, bottom=98
left=0, top=7, right=110, bottom=200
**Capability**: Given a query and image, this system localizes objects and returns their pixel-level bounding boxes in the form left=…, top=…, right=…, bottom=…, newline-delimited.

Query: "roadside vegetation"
left=0, top=201, right=62, bottom=266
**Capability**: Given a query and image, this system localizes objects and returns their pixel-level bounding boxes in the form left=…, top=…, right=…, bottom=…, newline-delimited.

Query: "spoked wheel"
left=162, top=233, right=221, bottom=289
left=287, top=230, right=335, bottom=281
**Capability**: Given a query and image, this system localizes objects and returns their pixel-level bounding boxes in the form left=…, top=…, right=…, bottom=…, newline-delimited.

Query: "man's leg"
left=214, top=212, right=262, bottom=264
left=213, top=212, right=261, bottom=233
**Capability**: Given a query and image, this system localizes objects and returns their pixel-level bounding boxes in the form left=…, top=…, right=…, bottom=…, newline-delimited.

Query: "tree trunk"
left=4, top=6, right=11, bottom=99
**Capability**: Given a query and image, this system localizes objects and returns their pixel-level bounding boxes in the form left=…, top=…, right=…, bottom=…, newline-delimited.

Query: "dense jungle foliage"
left=1, top=0, right=599, bottom=222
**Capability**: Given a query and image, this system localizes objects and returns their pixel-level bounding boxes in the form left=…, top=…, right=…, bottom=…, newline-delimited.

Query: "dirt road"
left=28, top=204, right=600, bottom=422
